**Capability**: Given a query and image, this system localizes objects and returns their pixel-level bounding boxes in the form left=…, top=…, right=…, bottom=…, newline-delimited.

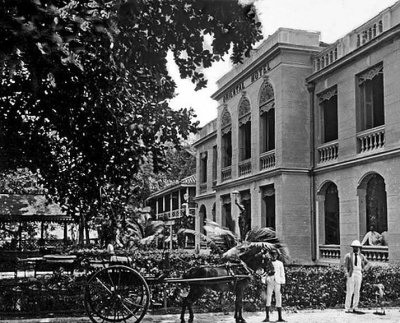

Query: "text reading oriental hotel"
left=193, top=1, right=400, bottom=264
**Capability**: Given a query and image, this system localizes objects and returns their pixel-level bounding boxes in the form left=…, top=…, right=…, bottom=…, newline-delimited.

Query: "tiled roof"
left=180, top=174, right=196, bottom=185
left=146, top=174, right=196, bottom=200
left=0, top=194, right=73, bottom=223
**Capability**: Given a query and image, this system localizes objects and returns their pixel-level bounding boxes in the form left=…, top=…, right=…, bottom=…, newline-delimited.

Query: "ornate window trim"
left=358, top=64, right=383, bottom=85
left=238, top=97, right=251, bottom=118
left=221, top=125, right=232, bottom=135
left=259, top=81, right=275, bottom=106
left=221, top=108, right=231, bottom=128
left=239, top=114, right=251, bottom=127
left=317, top=86, right=337, bottom=103
left=260, top=101, right=275, bottom=115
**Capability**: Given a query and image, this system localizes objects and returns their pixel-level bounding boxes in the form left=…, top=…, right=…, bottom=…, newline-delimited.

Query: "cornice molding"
left=212, top=44, right=321, bottom=101
left=192, top=130, right=217, bottom=148
left=194, top=191, right=216, bottom=201
left=214, top=167, right=310, bottom=191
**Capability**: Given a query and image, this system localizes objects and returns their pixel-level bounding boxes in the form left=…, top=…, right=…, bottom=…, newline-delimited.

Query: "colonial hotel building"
left=193, top=1, right=400, bottom=264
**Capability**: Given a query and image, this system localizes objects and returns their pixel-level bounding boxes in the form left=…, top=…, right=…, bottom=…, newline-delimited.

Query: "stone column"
left=316, top=194, right=325, bottom=261
left=357, top=188, right=367, bottom=242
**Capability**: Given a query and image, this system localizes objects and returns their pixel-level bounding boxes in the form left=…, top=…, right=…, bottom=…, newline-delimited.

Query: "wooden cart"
left=84, top=256, right=250, bottom=323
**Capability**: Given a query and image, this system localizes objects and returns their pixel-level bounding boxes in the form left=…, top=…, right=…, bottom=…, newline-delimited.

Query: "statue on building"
left=234, top=197, right=249, bottom=241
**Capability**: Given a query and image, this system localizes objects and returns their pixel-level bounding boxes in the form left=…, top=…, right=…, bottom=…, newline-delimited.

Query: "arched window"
left=324, top=183, right=340, bottom=244
left=238, top=97, right=251, bottom=161
left=317, top=181, right=340, bottom=248
left=259, top=81, right=275, bottom=153
left=357, top=173, right=388, bottom=245
left=366, top=174, right=387, bottom=233
left=221, top=107, right=232, bottom=168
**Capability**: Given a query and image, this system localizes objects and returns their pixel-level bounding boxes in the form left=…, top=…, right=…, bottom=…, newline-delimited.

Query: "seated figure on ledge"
left=361, top=225, right=383, bottom=246
left=381, top=231, right=389, bottom=246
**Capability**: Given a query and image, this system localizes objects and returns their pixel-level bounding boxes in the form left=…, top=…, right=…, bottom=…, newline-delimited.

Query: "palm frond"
left=222, top=227, right=290, bottom=264
left=177, top=228, right=208, bottom=241
left=203, top=219, right=238, bottom=253
left=245, top=227, right=279, bottom=244
left=140, top=233, right=164, bottom=245
left=178, top=228, right=225, bottom=253
left=144, top=220, right=164, bottom=237
left=203, top=225, right=236, bottom=239
left=222, top=245, right=240, bottom=258
left=125, top=218, right=144, bottom=238
left=120, top=213, right=166, bottom=249
left=178, top=229, right=236, bottom=254
left=249, top=241, right=290, bottom=263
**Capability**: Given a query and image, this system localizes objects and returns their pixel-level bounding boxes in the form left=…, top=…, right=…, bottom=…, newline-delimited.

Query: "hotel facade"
left=192, top=2, right=400, bottom=264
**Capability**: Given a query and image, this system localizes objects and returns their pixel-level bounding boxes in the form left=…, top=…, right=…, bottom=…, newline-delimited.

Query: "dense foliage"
left=3, top=251, right=400, bottom=315
left=0, top=0, right=262, bottom=224
left=133, top=144, right=196, bottom=205
left=0, top=168, right=43, bottom=247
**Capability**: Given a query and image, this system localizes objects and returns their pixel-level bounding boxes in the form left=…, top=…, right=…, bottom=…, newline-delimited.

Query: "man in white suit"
left=344, top=239, right=369, bottom=314
left=262, top=249, right=286, bottom=322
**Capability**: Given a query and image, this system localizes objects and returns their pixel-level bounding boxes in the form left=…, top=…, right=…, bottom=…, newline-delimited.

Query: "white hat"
left=350, top=240, right=362, bottom=248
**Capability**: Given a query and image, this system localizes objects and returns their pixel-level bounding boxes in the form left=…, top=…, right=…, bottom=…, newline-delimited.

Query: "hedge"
left=2, top=250, right=400, bottom=316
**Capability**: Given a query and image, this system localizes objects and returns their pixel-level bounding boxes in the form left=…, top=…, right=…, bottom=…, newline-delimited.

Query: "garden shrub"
left=3, top=249, right=400, bottom=316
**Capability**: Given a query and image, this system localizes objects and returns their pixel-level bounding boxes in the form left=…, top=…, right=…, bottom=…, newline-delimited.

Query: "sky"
left=167, top=0, right=397, bottom=127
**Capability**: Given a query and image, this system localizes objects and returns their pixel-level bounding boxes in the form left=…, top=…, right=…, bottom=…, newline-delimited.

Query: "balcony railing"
left=317, top=141, right=338, bottom=163
left=260, top=150, right=276, bottom=170
left=313, top=12, right=386, bottom=73
left=355, top=19, right=383, bottom=48
left=238, top=159, right=252, bottom=176
left=221, top=166, right=232, bottom=182
left=357, top=125, right=385, bottom=153
left=319, top=245, right=340, bottom=259
left=314, top=45, right=339, bottom=72
left=319, top=244, right=389, bottom=262
left=157, top=207, right=196, bottom=221
left=362, top=246, right=389, bottom=262
left=199, top=183, right=207, bottom=194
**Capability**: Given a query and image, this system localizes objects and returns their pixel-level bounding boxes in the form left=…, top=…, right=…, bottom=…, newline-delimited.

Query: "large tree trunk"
left=79, top=215, right=85, bottom=245
left=18, top=222, right=22, bottom=249
left=63, top=222, right=68, bottom=244
left=85, top=224, right=90, bottom=245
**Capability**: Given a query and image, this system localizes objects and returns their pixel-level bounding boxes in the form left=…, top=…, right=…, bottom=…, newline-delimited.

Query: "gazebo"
left=0, top=194, right=75, bottom=251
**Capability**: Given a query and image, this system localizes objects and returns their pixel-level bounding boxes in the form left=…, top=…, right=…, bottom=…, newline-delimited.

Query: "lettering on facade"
left=250, top=63, right=270, bottom=83
left=223, top=82, right=245, bottom=103
left=221, top=63, right=271, bottom=103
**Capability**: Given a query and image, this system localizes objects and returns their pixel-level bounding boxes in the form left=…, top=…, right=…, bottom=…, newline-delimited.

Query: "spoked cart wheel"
left=84, top=265, right=150, bottom=323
